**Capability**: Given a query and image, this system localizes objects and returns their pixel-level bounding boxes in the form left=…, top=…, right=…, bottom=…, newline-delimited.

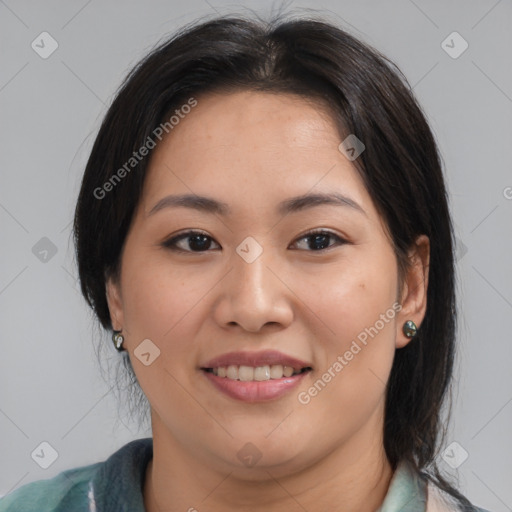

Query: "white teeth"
left=210, top=364, right=304, bottom=381
left=238, top=366, right=254, bottom=381
left=226, top=365, right=238, bottom=380
left=283, top=365, right=294, bottom=377
left=254, top=366, right=271, bottom=381
left=283, top=366, right=293, bottom=377
left=270, top=364, right=283, bottom=379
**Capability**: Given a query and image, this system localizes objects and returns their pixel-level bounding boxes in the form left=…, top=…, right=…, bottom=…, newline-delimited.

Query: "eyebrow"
left=147, top=192, right=366, bottom=217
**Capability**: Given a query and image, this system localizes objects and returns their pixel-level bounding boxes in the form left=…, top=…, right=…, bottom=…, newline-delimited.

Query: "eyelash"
left=161, top=229, right=347, bottom=253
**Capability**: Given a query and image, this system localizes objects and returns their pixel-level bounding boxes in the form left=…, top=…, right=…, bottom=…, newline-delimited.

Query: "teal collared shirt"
left=0, top=438, right=490, bottom=511
left=377, top=460, right=427, bottom=512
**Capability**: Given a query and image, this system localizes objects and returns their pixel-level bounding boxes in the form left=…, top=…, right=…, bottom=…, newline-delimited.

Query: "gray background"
left=1, top=0, right=511, bottom=510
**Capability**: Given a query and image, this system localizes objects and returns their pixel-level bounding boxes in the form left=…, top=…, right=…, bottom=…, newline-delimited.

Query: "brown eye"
left=162, top=231, right=221, bottom=252
left=292, top=230, right=346, bottom=251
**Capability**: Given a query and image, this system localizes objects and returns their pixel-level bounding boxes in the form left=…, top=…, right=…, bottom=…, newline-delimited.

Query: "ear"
left=105, top=274, right=125, bottom=332
left=395, top=234, right=430, bottom=349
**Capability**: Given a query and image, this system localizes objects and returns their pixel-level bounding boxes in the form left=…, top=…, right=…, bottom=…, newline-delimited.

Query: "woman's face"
left=107, top=90, right=428, bottom=477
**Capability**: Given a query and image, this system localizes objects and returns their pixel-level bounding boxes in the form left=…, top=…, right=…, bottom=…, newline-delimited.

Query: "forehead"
left=140, top=90, right=372, bottom=219
left=157, top=90, right=341, bottom=156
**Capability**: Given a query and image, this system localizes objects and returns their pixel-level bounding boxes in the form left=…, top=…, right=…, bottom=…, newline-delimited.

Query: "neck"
left=144, top=408, right=393, bottom=512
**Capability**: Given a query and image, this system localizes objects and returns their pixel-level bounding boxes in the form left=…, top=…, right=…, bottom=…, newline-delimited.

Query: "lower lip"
left=201, top=370, right=310, bottom=402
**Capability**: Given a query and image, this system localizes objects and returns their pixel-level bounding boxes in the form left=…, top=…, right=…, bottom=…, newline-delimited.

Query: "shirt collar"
left=90, top=437, right=153, bottom=511
left=377, top=460, right=428, bottom=512
left=88, top=439, right=427, bottom=512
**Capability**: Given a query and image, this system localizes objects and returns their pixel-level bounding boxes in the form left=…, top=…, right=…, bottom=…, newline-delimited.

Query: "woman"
left=0, top=12, right=492, bottom=512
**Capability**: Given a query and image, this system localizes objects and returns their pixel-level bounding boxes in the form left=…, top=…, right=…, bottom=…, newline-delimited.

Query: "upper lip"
left=201, top=350, right=312, bottom=370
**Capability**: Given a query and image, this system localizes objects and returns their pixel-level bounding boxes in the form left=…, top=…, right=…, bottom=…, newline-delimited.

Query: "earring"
left=112, top=331, right=125, bottom=351
left=402, top=320, right=418, bottom=338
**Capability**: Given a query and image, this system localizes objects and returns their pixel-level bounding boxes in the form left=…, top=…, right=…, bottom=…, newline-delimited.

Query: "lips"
left=200, top=350, right=313, bottom=402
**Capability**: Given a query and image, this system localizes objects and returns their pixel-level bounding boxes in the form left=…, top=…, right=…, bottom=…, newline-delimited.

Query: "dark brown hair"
left=73, top=12, right=476, bottom=511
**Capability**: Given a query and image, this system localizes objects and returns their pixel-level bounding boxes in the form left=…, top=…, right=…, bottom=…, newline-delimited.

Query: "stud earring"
left=402, top=320, right=418, bottom=338
left=112, top=331, right=125, bottom=351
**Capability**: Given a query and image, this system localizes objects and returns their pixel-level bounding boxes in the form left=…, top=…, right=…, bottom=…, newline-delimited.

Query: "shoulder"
left=0, top=463, right=100, bottom=512
left=0, top=438, right=153, bottom=512
left=426, top=480, right=494, bottom=512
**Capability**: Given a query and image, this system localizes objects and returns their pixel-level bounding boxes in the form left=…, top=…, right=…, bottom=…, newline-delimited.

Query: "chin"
left=215, top=432, right=317, bottom=477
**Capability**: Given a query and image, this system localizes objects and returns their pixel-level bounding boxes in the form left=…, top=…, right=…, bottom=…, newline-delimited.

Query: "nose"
left=212, top=248, right=294, bottom=333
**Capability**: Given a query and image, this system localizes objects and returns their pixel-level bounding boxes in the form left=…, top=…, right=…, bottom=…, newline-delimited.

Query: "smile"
left=200, top=350, right=313, bottom=402
left=204, top=364, right=309, bottom=381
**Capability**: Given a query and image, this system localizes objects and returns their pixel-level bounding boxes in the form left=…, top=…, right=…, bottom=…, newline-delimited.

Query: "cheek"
left=294, top=246, right=398, bottom=350
left=119, top=259, right=206, bottom=404
left=121, top=255, right=204, bottom=339
left=293, top=245, right=398, bottom=409
left=119, top=254, right=221, bottom=384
